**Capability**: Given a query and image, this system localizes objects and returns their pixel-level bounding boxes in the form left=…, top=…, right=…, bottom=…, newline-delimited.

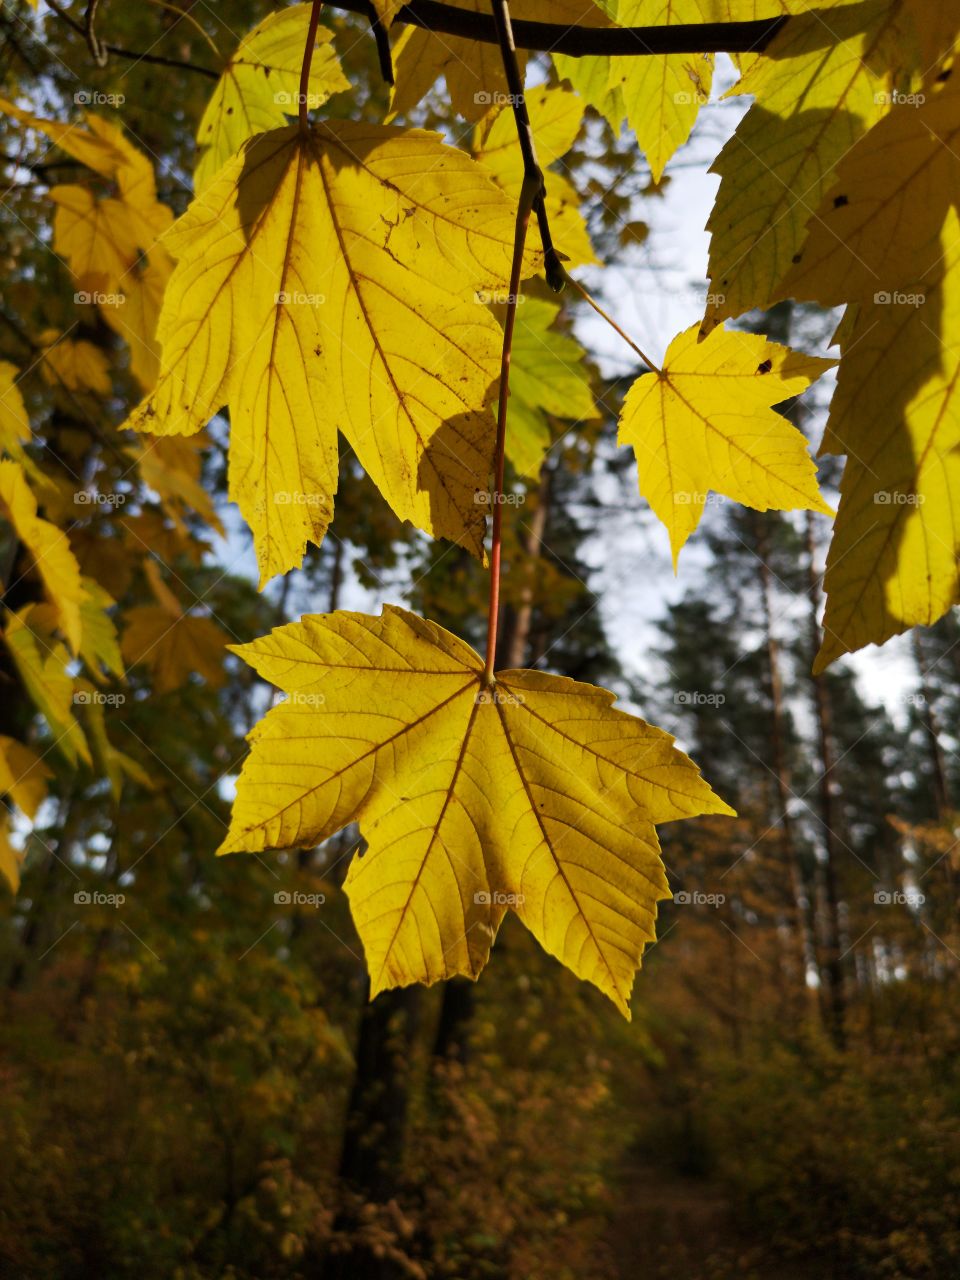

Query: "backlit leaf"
left=618, top=325, right=833, bottom=565
left=219, top=605, right=733, bottom=1016
left=121, top=122, right=526, bottom=585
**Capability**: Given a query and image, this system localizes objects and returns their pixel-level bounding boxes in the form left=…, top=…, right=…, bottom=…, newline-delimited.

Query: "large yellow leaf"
left=618, top=325, right=833, bottom=565
left=194, top=5, right=349, bottom=195
left=219, top=606, right=733, bottom=1016
left=0, top=459, right=85, bottom=652
left=121, top=123, right=524, bottom=585
left=781, top=65, right=960, bottom=307
left=701, top=0, right=912, bottom=335
left=813, top=215, right=960, bottom=672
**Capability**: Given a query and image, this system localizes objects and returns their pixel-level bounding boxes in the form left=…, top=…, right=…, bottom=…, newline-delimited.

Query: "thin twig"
left=44, top=0, right=219, bottom=79
left=299, top=0, right=325, bottom=132
left=489, top=0, right=563, bottom=291
left=564, top=272, right=661, bottom=373
left=485, top=173, right=537, bottom=682
left=83, top=0, right=109, bottom=67
left=366, top=1, right=394, bottom=84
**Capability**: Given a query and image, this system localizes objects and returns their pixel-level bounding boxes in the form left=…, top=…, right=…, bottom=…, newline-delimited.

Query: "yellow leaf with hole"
left=618, top=325, right=833, bottom=566
left=702, top=0, right=913, bottom=335
left=194, top=5, right=349, bottom=194
left=0, top=460, right=85, bottom=652
left=219, top=606, right=732, bottom=1015
left=781, top=66, right=960, bottom=307
left=0, top=362, right=29, bottom=458
left=121, top=122, right=525, bottom=585
left=813, top=213, right=960, bottom=672
left=0, top=735, right=52, bottom=820
left=3, top=606, right=90, bottom=766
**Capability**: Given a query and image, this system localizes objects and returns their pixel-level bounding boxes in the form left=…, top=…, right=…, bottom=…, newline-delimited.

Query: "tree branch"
left=325, top=0, right=788, bottom=56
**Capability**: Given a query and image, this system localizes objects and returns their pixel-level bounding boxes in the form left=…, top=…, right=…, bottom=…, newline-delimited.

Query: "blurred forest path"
left=607, top=1160, right=821, bottom=1280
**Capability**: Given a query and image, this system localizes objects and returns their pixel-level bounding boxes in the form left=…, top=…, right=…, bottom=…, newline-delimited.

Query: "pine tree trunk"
left=804, top=512, right=847, bottom=1050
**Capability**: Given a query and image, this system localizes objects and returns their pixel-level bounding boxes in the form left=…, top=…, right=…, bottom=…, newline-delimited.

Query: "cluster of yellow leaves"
left=0, top=101, right=177, bottom=391
left=220, top=606, right=733, bottom=1014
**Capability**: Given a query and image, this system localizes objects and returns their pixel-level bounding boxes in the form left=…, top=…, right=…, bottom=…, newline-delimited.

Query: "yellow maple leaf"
left=3, top=606, right=90, bottom=766
left=194, top=4, right=349, bottom=195
left=40, top=331, right=112, bottom=398
left=0, top=459, right=85, bottom=652
left=813, top=213, right=960, bottom=671
left=781, top=64, right=960, bottom=307
left=473, top=84, right=597, bottom=268
left=219, top=606, right=733, bottom=1016
left=618, top=325, right=833, bottom=565
left=79, top=579, right=124, bottom=682
left=0, top=361, right=29, bottom=458
left=701, top=0, right=913, bottom=335
left=135, top=432, right=225, bottom=536
left=121, top=561, right=227, bottom=694
left=121, top=122, right=525, bottom=585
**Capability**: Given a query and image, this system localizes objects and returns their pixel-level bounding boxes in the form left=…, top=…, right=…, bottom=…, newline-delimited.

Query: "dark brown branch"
left=327, top=0, right=788, bottom=56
